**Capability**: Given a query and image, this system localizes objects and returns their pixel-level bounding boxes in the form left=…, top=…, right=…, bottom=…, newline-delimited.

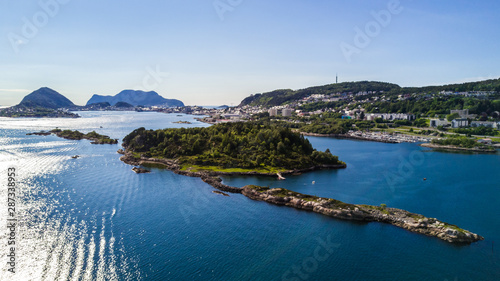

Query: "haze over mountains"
left=86, top=90, right=184, bottom=107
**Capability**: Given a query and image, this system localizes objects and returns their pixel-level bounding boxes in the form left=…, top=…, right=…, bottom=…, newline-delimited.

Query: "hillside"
left=86, top=90, right=184, bottom=107
left=240, top=78, right=500, bottom=107
left=240, top=81, right=400, bottom=107
left=122, top=122, right=344, bottom=171
left=18, top=87, right=76, bottom=109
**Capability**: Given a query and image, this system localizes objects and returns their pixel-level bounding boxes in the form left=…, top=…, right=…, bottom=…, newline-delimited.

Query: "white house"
left=430, top=119, right=451, bottom=127
left=268, top=108, right=278, bottom=116
left=451, top=118, right=468, bottom=128
left=477, top=139, right=492, bottom=145
left=471, top=121, right=495, bottom=128
left=450, top=109, right=469, bottom=118
left=282, top=108, right=293, bottom=117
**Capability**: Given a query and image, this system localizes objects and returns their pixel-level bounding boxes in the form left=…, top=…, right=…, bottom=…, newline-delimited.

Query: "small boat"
left=312, top=181, right=316, bottom=184
left=71, top=155, right=80, bottom=159
left=277, top=173, right=286, bottom=180
left=423, top=178, right=427, bottom=181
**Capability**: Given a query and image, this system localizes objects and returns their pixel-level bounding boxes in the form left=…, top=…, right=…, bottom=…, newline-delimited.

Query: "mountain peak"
left=19, top=87, right=76, bottom=109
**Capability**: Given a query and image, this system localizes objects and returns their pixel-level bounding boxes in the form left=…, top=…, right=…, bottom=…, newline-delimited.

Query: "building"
left=451, top=118, right=468, bottom=128
left=450, top=109, right=469, bottom=118
left=471, top=121, right=495, bottom=128
left=477, top=139, right=492, bottom=145
left=366, top=113, right=415, bottom=121
left=282, top=108, right=292, bottom=117
left=430, top=119, right=451, bottom=127
left=268, top=108, right=278, bottom=117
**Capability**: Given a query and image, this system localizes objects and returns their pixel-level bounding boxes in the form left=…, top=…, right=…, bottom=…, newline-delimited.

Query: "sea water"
left=0, top=111, right=499, bottom=280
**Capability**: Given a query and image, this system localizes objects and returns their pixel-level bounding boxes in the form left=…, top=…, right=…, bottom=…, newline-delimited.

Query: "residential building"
left=450, top=109, right=469, bottom=118
left=477, top=139, right=492, bottom=145
left=471, top=121, right=495, bottom=128
left=268, top=108, right=278, bottom=116
left=451, top=118, right=468, bottom=128
left=430, top=119, right=451, bottom=127
left=282, top=108, right=292, bottom=117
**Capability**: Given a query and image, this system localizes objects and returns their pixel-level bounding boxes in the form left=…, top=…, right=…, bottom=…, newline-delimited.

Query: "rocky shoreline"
left=300, top=131, right=431, bottom=144
left=28, top=129, right=118, bottom=144
left=118, top=149, right=483, bottom=244
left=242, top=186, right=483, bottom=244
left=300, top=132, right=399, bottom=144
left=420, top=143, right=496, bottom=153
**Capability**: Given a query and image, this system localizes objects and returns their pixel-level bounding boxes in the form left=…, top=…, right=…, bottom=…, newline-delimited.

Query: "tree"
left=359, top=112, right=365, bottom=120
left=447, top=113, right=460, bottom=122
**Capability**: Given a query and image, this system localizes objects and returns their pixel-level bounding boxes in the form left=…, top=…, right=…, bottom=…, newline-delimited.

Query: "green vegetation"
left=122, top=122, right=345, bottom=171
left=365, top=97, right=500, bottom=117
left=51, top=129, right=118, bottom=144
left=453, top=126, right=499, bottom=136
left=442, top=222, right=468, bottom=234
left=240, top=81, right=400, bottom=107
left=431, top=135, right=483, bottom=149
left=240, top=79, right=500, bottom=111
left=447, top=113, right=460, bottom=121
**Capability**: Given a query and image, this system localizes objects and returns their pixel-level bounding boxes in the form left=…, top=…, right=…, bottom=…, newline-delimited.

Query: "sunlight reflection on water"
left=0, top=129, right=130, bottom=280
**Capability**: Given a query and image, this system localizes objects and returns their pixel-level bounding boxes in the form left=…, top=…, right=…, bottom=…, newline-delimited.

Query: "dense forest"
left=122, top=122, right=344, bottom=170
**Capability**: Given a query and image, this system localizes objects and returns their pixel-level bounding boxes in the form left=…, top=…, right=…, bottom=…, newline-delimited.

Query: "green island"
left=28, top=129, right=118, bottom=144
left=119, top=122, right=483, bottom=244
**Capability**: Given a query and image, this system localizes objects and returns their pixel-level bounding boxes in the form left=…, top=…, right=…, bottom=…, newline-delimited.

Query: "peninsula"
left=121, top=122, right=345, bottom=173
left=119, top=122, right=483, bottom=244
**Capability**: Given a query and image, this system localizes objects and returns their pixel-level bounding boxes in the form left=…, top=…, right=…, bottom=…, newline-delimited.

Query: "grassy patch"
left=141, top=162, right=169, bottom=169
left=180, top=164, right=287, bottom=174
left=443, top=223, right=467, bottom=234
left=406, top=212, right=425, bottom=220
left=360, top=204, right=390, bottom=214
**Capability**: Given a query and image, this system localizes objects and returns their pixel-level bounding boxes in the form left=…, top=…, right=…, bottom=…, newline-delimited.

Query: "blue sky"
left=1, top=0, right=499, bottom=106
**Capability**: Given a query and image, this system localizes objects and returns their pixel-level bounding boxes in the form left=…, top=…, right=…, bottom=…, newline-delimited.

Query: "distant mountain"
left=114, top=101, right=134, bottom=108
left=86, top=90, right=184, bottom=107
left=87, top=102, right=111, bottom=108
left=18, top=87, right=76, bottom=109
